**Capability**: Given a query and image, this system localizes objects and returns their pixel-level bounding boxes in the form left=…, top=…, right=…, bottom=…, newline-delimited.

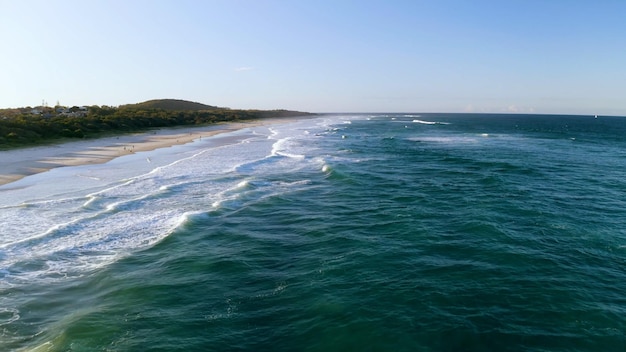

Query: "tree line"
left=0, top=106, right=313, bottom=149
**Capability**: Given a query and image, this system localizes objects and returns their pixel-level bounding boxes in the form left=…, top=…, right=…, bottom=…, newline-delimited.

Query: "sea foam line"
left=0, top=119, right=327, bottom=285
left=412, top=119, right=450, bottom=125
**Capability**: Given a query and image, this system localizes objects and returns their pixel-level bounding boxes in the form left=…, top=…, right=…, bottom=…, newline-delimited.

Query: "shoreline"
left=0, top=118, right=300, bottom=187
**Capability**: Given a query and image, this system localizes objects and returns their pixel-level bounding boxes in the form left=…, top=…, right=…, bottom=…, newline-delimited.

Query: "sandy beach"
left=0, top=119, right=294, bottom=186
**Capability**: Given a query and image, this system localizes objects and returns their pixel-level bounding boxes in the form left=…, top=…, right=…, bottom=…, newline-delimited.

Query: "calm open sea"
left=1, top=114, right=625, bottom=351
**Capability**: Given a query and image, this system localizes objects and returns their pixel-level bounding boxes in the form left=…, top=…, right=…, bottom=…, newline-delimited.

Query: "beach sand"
left=0, top=119, right=296, bottom=186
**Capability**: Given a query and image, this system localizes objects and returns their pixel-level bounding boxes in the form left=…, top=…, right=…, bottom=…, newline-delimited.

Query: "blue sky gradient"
left=1, top=0, right=625, bottom=114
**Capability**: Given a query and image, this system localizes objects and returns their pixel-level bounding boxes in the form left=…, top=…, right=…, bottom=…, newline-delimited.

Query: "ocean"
left=1, top=113, right=625, bottom=351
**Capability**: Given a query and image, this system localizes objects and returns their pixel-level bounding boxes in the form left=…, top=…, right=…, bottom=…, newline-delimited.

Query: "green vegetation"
left=121, top=99, right=219, bottom=111
left=0, top=99, right=313, bottom=149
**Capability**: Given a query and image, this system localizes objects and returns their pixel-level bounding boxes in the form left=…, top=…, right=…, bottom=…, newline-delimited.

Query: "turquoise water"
left=1, top=114, right=625, bottom=351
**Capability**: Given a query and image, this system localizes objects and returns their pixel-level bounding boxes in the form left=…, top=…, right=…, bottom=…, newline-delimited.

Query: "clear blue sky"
left=1, top=0, right=625, bottom=114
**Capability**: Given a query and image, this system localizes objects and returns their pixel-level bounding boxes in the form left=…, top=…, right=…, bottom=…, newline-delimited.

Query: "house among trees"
left=25, top=102, right=90, bottom=117
left=54, top=106, right=89, bottom=117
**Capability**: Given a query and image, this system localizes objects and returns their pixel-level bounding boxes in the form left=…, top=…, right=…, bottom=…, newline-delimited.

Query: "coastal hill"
left=0, top=99, right=313, bottom=149
left=122, top=99, right=219, bottom=111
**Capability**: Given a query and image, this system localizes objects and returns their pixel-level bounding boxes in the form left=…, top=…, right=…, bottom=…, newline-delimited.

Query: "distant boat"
left=594, top=114, right=598, bottom=119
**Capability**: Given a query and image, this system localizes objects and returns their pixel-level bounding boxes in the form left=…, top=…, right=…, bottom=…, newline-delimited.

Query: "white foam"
left=271, top=138, right=306, bottom=159
left=412, top=119, right=450, bottom=125
left=0, top=115, right=351, bottom=286
left=211, top=178, right=252, bottom=209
